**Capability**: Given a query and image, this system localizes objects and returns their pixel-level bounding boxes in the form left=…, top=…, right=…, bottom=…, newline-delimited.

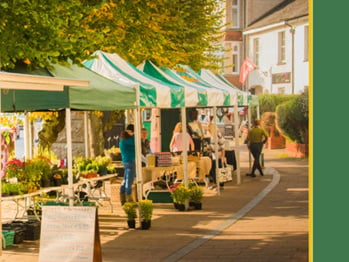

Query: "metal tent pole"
left=84, top=111, right=89, bottom=158
left=65, top=108, right=74, bottom=206
left=212, top=106, right=220, bottom=195
left=134, top=85, right=143, bottom=204
left=234, top=104, right=241, bottom=184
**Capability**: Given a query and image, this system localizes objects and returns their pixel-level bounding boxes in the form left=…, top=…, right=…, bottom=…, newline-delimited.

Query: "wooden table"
left=1, top=174, right=118, bottom=221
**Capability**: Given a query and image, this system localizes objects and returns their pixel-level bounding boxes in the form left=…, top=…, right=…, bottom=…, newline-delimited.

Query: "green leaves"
left=0, top=0, right=224, bottom=71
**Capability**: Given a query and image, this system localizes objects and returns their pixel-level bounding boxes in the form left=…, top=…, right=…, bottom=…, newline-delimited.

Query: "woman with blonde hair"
left=169, top=122, right=195, bottom=154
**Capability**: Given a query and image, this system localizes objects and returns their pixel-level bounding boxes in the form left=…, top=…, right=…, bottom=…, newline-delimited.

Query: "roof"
left=246, top=0, right=308, bottom=31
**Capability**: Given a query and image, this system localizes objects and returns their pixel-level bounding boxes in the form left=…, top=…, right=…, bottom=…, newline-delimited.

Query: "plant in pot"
left=104, top=146, right=121, bottom=161
left=8, top=183, right=19, bottom=196
left=171, top=184, right=190, bottom=211
left=5, top=158, right=24, bottom=182
left=95, top=155, right=111, bottom=176
left=1, top=182, right=10, bottom=197
left=139, top=200, right=153, bottom=230
left=18, top=182, right=28, bottom=194
left=189, top=184, right=204, bottom=210
left=23, top=159, right=43, bottom=192
left=33, top=156, right=52, bottom=187
left=122, top=202, right=138, bottom=229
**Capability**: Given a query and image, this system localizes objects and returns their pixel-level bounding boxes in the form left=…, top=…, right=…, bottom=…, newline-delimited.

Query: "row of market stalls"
left=1, top=51, right=258, bottom=206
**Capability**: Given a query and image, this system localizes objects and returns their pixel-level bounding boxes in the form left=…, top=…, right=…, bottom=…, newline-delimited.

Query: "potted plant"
left=23, top=159, right=43, bottom=192
left=171, top=184, right=190, bottom=211
left=8, top=183, right=19, bottom=196
left=104, top=146, right=121, bottom=161
left=1, top=182, right=10, bottom=197
left=122, top=202, right=138, bottom=228
left=18, top=183, right=28, bottom=194
left=189, top=184, right=204, bottom=210
left=34, top=156, right=52, bottom=187
left=139, top=200, right=153, bottom=230
left=94, top=155, right=111, bottom=176
left=5, top=158, right=24, bottom=181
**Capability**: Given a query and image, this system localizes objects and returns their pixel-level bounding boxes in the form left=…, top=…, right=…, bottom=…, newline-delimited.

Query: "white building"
left=243, top=0, right=309, bottom=94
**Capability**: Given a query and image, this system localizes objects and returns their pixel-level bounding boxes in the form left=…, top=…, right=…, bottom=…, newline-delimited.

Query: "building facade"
left=221, top=0, right=309, bottom=94
left=244, top=0, right=309, bottom=94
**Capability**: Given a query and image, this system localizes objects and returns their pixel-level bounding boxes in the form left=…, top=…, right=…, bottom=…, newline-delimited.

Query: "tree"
left=276, top=92, right=309, bottom=144
left=85, top=0, right=225, bottom=70
left=1, top=0, right=225, bottom=152
left=0, top=0, right=98, bottom=70
left=0, top=0, right=224, bottom=71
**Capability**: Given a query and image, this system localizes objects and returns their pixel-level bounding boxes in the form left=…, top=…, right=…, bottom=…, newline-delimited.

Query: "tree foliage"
left=0, top=0, right=224, bottom=71
left=276, top=92, right=309, bottom=144
left=258, top=94, right=298, bottom=114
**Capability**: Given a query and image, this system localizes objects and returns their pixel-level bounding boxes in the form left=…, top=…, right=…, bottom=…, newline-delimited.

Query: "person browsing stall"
left=119, top=124, right=136, bottom=205
left=169, top=122, right=195, bottom=154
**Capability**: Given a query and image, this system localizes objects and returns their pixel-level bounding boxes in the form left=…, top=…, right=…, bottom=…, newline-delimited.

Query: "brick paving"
left=1, top=146, right=309, bottom=262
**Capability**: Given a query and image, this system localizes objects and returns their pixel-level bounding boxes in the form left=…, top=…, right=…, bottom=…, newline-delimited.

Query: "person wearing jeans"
left=245, top=119, right=268, bottom=177
left=119, top=124, right=136, bottom=205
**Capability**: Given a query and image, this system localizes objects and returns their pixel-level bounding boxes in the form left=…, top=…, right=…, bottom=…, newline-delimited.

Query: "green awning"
left=1, top=63, right=136, bottom=112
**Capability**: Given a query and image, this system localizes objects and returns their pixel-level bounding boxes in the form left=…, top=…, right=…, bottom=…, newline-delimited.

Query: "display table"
left=1, top=174, right=117, bottom=221
left=142, top=162, right=197, bottom=183
left=190, top=156, right=212, bottom=180
left=142, top=162, right=197, bottom=200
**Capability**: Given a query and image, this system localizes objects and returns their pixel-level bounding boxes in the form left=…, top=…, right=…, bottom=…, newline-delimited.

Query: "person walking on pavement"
left=245, top=119, right=268, bottom=177
left=119, top=124, right=136, bottom=205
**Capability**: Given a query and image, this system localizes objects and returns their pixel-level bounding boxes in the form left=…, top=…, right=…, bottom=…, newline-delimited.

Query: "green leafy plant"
left=2, top=183, right=10, bottom=196
left=94, top=155, right=112, bottom=175
left=276, top=92, right=308, bottom=144
left=8, top=183, right=19, bottom=195
left=139, top=200, right=153, bottom=221
left=189, top=185, right=204, bottom=204
left=122, top=202, right=138, bottom=220
left=171, top=184, right=190, bottom=204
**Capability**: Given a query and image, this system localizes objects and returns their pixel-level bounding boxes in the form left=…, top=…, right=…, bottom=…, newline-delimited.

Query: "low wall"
left=286, top=142, right=308, bottom=158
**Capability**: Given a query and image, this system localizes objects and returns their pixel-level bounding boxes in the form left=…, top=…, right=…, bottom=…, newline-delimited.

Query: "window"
left=253, top=38, right=260, bottom=67
left=304, top=25, right=309, bottom=61
left=278, top=31, right=286, bottom=64
left=231, top=43, right=240, bottom=73
left=231, top=0, right=240, bottom=28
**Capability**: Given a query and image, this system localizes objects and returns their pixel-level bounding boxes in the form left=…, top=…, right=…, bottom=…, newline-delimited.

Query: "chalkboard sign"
left=39, top=206, right=101, bottom=262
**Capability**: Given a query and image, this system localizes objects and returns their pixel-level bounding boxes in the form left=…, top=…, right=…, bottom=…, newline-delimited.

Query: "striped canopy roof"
left=84, top=51, right=236, bottom=108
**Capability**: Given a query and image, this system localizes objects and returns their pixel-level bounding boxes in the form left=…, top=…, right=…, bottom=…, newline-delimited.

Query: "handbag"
left=218, top=165, right=233, bottom=183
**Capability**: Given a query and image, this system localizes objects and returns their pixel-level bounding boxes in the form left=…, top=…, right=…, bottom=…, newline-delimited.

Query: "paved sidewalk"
left=1, top=147, right=309, bottom=262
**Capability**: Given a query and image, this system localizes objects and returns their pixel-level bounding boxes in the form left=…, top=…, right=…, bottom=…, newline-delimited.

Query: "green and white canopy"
left=140, top=61, right=229, bottom=107
left=84, top=51, right=233, bottom=108
left=84, top=51, right=187, bottom=108
left=198, top=68, right=257, bottom=106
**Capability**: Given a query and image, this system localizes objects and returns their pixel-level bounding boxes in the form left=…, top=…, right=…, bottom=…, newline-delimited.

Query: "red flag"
left=239, top=58, right=256, bottom=84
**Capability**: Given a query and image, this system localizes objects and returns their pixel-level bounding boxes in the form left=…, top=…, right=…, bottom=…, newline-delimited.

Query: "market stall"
left=1, top=64, right=137, bottom=207
left=83, top=51, right=235, bottom=200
